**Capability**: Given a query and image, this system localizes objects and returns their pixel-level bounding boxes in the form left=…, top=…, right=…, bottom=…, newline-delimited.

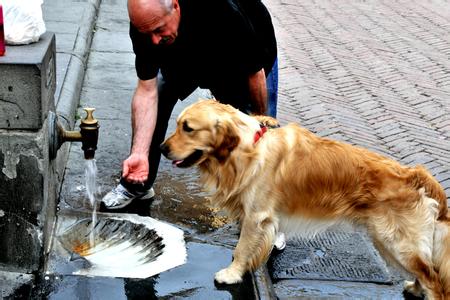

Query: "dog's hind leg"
left=214, top=211, right=277, bottom=284
left=373, top=231, right=444, bottom=299
left=433, top=220, right=450, bottom=298
left=405, top=256, right=443, bottom=299
left=369, top=192, right=444, bottom=299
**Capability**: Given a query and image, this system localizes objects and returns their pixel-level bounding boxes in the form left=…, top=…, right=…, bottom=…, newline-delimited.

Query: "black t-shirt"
left=130, top=0, right=277, bottom=101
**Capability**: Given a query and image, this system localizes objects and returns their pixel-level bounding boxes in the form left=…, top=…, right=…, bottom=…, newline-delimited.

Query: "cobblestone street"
left=268, top=0, right=450, bottom=197
left=264, top=1, right=450, bottom=297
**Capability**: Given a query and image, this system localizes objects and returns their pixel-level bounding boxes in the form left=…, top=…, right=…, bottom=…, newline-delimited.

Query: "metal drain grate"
left=269, top=230, right=391, bottom=284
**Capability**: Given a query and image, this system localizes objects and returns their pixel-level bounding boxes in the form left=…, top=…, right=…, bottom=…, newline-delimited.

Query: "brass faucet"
left=49, top=108, right=100, bottom=160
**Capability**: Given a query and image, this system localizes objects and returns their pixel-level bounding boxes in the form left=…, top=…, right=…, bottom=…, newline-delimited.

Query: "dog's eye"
left=183, top=121, right=194, bottom=133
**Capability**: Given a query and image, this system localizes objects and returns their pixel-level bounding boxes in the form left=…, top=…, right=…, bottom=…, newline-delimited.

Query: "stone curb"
left=55, top=0, right=101, bottom=127
left=252, top=265, right=277, bottom=300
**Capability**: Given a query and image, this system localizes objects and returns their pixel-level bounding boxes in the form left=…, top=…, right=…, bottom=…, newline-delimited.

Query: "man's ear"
left=173, top=0, right=180, bottom=10
left=213, top=121, right=240, bottom=162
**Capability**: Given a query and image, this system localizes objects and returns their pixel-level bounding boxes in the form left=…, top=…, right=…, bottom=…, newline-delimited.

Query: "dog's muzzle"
left=160, top=142, right=171, bottom=159
left=160, top=143, right=203, bottom=168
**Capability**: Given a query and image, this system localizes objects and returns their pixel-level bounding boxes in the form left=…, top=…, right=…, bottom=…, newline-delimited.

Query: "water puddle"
left=151, top=172, right=230, bottom=234
left=40, top=242, right=255, bottom=299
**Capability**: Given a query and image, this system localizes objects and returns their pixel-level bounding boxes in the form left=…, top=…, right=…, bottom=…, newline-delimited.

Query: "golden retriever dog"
left=160, top=99, right=450, bottom=299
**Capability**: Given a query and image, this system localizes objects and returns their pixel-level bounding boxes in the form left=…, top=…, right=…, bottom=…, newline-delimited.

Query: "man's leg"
left=266, top=57, right=278, bottom=118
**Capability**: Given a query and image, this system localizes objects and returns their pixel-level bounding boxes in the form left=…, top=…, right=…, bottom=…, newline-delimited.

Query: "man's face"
left=135, top=0, right=181, bottom=46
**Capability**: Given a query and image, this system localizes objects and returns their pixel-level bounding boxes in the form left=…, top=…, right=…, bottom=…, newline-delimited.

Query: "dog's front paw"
left=214, top=267, right=243, bottom=284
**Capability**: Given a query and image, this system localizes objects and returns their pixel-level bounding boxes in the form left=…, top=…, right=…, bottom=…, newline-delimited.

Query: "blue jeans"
left=121, top=58, right=279, bottom=192
left=266, top=57, right=278, bottom=118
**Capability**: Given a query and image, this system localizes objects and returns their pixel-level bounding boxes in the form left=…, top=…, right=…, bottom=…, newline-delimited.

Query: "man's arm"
left=122, top=78, right=158, bottom=183
left=248, top=68, right=267, bottom=115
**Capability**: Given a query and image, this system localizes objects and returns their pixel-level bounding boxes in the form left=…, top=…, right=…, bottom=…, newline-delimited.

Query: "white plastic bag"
left=0, top=0, right=46, bottom=45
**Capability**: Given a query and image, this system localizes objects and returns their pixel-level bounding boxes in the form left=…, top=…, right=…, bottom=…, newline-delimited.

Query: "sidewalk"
left=3, top=0, right=450, bottom=298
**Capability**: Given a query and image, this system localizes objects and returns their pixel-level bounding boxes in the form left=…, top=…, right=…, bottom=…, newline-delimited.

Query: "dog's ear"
left=213, top=120, right=240, bottom=162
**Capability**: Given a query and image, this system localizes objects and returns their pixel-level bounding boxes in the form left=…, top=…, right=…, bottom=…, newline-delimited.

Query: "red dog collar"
left=254, top=126, right=268, bottom=144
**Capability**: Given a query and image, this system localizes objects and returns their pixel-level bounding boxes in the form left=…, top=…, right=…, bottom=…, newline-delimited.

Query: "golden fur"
left=161, top=99, right=450, bottom=299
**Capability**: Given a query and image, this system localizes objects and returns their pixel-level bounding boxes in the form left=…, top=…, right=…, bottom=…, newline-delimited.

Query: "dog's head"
left=161, top=99, right=248, bottom=168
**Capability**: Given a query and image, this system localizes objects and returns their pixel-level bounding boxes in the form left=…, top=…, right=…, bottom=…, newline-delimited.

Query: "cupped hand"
left=122, top=153, right=149, bottom=184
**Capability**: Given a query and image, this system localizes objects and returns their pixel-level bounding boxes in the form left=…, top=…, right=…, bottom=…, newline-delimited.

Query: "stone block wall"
left=0, top=33, right=57, bottom=273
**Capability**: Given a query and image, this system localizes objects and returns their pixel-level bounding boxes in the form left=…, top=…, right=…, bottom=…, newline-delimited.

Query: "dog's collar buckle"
left=254, top=125, right=267, bottom=144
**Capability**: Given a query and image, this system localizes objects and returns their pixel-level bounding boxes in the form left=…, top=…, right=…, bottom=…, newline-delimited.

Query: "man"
left=102, top=0, right=278, bottom=209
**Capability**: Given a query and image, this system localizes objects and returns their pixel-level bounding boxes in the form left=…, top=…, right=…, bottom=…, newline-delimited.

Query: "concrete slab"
left=83, top=52, right=135, bottom=90
left=44, top=21, right=80, bottom=36
left=96, top=7, right=130, bottom=33
left=42, top=4, right=86, bottom=23
left=79, top=87, right=133, bottom=120
left=90, top=29, right=133, bottom=53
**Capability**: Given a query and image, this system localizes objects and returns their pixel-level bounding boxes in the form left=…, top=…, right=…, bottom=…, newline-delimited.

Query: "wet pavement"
left=40, top=241, right=255, bottom=299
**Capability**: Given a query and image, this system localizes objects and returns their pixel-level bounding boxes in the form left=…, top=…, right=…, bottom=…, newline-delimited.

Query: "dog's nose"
left=160, top=142, right=169, bottom=157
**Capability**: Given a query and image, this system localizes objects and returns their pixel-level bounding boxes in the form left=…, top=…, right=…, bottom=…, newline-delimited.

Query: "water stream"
left=85, top=159, right=98, bottom=247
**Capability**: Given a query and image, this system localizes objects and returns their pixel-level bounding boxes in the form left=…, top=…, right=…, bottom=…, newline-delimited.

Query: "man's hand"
left=122, top=153, right=149, bottom=184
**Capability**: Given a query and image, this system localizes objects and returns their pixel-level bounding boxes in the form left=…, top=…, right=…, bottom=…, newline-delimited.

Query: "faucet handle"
left=82, top=107, right=98, bottom=125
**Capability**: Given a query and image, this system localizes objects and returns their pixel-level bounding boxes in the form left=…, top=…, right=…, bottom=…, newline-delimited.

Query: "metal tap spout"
left=49, top=108, right=100, bottom=160
left=78, top=108, right=99, bottom=159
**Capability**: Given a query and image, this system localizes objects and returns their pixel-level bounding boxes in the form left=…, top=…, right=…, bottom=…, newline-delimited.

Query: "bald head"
left=128, top=0, right=173, bottom=26
left=128, top=0, right=181, bottom=45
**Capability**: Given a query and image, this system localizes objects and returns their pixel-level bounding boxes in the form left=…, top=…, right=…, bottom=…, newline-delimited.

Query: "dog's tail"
left=433, top=219, right=450, bottom=297
left=411, top=165, right=448, bottom=220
